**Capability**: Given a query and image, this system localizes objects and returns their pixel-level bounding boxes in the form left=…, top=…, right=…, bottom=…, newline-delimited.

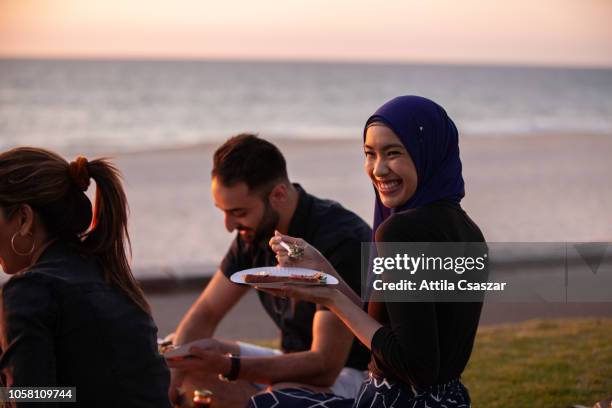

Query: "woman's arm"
left=267, top=230, right=441, bottom=387
left=260, top=285, right=382, bottom=351
left=268, top=232, right=380, bottom=346
left=328, top=289, right=382, bottom=350
left=258, top=278, right=442, bottom=390
left=167, top=309, right=355, bottom=387
left=281, top=286, right=442, bottom=389
left=269, top=232, right=362, bottom=305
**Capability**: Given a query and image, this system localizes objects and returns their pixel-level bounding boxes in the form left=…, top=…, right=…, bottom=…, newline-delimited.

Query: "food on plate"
left=279, top=240, right=305, bottom=260
left=243, top=271, right=327, bottom=284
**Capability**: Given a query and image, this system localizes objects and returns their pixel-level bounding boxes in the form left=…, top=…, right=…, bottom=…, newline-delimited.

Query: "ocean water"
left=1, top=59, right=612, bottom=281
left=1, top=59, right=612, bottom=152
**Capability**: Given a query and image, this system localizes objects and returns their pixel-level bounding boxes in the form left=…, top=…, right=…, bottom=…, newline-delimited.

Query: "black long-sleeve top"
left=0, top=241, right=171, bottom=407
left=368, top=200, right=485, bottom=390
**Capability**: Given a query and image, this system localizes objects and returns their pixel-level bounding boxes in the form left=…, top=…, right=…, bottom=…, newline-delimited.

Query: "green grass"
left=256, top=318, right=612, bottom=407
left=463, top=318, right=612, bottom=407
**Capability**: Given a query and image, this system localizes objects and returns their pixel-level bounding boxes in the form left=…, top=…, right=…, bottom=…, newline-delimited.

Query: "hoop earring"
left=10, top=232, right=36, bottom=257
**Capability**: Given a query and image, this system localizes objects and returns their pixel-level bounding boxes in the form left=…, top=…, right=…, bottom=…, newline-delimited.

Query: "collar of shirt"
left=286, top=183, right=313, bottom=241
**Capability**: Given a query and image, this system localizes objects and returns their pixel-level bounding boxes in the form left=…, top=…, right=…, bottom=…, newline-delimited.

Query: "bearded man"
left=169, top=134, right=371, bottom=408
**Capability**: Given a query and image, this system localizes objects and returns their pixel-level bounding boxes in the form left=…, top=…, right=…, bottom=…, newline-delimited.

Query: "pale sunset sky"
left=1, top=0, right=611, bottom=66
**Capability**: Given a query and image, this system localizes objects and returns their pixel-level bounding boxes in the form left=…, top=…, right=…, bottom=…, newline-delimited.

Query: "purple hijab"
left=364, top=95, right=465, bottom=236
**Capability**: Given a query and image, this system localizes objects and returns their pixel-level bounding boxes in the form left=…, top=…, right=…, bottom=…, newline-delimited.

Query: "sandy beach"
left=106, top=132, right=612, bottom=337
left=2, top=133, right=611, bottom=336
left=113, top=132, right=612, bottom=278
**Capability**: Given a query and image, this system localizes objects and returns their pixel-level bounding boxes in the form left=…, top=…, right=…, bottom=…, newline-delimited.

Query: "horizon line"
left=1, top=53, right=611, bottom=70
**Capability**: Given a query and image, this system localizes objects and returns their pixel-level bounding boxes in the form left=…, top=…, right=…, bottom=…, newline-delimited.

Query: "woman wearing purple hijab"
left=255, top=96, right=485, bottom=407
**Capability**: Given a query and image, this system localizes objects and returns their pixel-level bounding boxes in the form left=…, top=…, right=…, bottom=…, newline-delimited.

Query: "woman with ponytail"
left=0, top=147, right=171, bottom=407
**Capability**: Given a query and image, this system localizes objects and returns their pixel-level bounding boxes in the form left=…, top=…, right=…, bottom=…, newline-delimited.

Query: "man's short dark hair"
left=212, top=134, right=289, bottom=193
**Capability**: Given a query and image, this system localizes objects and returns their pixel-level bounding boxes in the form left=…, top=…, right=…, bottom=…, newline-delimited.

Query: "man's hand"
left=164, top=333, right=240, bottom=406
left=165, top=337, right=240, bottom=359
left=191, top=338, right=240, bottom=355
left=167, top=347, right=232, bottom=379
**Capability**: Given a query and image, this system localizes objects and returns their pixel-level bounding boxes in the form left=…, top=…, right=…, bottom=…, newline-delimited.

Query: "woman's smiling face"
left=364, top=123, right=418, bottom=209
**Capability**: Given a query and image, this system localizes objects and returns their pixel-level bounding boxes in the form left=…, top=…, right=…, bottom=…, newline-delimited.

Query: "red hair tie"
left=68, top=156, right=91, bottom=192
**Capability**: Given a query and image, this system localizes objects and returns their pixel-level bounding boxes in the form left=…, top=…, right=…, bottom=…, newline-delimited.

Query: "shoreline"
left=53, top=131, right=612, bottom=158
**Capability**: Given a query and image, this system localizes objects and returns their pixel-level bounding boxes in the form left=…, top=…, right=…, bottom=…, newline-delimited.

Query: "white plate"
left=230, top=267, right=338, bottom=288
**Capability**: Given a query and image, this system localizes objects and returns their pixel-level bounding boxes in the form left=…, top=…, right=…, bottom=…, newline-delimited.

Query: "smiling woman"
left=363, top=124, right=418, bottom=209
left=259, top=96, right=486, bottom=408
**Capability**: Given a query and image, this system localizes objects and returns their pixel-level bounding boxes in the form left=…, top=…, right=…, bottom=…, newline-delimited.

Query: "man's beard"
left=239, top=201, right=280, bottom=247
